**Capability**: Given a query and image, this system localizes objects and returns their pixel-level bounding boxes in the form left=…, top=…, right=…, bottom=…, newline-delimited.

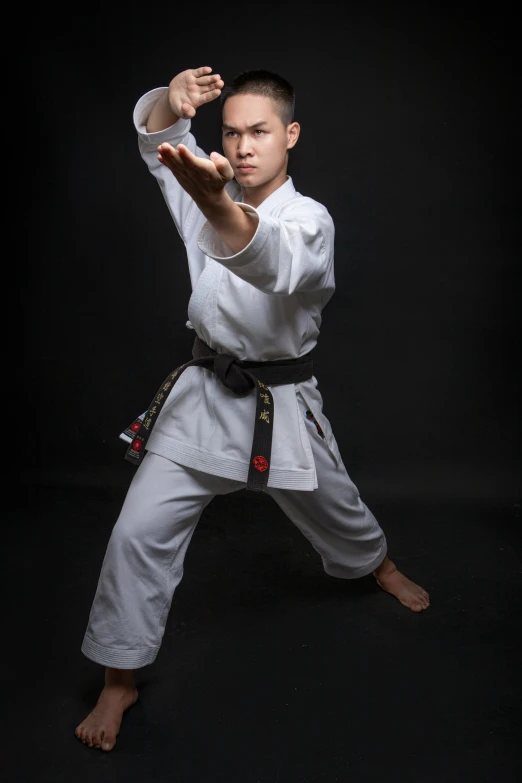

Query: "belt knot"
left=214, top=353, right=254, bottom=396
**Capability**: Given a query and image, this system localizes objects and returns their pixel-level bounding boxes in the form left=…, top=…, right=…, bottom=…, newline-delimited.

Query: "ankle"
left=104, top=667, right=136, bottom=689
left=373, top=555, right=397, bottom=578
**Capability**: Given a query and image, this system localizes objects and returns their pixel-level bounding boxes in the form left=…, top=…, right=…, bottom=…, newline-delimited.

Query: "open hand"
left=168, top=66, right=224, bottom=120
left=158, top=143, right=234, bottom=205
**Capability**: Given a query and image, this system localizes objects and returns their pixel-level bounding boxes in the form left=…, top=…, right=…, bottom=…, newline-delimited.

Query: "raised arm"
left=146, top=66, right=224, bottom=132
left=152, top=66, right=259, bottom=256
left=134, top=66, right=239, bottom=253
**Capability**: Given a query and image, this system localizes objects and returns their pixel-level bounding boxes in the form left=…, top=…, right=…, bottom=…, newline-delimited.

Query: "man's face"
left=221, top=94, right=299, bottom=189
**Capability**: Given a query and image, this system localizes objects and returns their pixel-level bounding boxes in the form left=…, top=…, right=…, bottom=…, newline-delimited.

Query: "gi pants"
left=81, top=428, right=387, bottom=669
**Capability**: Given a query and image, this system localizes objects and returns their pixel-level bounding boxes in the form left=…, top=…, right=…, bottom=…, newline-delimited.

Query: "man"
left=75, top=66, right=430, bottom=752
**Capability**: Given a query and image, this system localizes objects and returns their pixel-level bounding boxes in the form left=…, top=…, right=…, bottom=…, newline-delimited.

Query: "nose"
left=236, top=135, right=254, bottom=158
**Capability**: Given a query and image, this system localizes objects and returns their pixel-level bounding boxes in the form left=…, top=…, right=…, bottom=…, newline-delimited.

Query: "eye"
left=225, top=131, right=237, bottom=137
left=254, top=130, right=265, bottom=135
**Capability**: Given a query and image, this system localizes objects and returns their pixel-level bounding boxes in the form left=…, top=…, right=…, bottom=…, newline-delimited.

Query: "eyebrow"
left=222, top=121, right=269, bottom=131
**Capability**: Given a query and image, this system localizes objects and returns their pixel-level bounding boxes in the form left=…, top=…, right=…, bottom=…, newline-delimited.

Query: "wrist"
left=147, top=90, right=180, bottom=133
left=198, top=188, right=234, bottom=219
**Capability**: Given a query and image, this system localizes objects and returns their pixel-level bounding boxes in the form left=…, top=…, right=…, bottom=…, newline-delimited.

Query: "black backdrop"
left=22, top=3, right=521, bottom=504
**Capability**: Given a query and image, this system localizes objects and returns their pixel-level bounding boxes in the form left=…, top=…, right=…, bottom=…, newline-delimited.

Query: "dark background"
left=9, top=3, right=521, bottom=781
left=21, top=1, right=520, bottom=502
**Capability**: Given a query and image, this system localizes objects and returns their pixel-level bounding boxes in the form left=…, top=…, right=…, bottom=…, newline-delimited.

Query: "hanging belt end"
left=125, top=436, right=145, bottom=466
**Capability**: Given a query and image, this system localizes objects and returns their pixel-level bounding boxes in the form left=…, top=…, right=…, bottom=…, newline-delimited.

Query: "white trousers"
left=81, top=430, right=387, bottom=669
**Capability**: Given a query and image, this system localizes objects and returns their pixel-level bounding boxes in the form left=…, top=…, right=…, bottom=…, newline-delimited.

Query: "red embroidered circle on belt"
left=131, top=422, right=141, bottom=432
left=132, top=439, right=142, bottom=451
left=252, top=456, right=269, bottom=472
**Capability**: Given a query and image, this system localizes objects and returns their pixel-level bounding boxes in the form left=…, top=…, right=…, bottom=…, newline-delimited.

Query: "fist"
left=168, top=66, right=225, bottom=120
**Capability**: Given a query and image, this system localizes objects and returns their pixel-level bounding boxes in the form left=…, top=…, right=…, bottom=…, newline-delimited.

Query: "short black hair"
left=220, top=69, right=295, bottom=126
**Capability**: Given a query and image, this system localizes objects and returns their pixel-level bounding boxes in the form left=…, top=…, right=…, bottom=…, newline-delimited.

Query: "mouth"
left=237, top=165, right=256, bottom=172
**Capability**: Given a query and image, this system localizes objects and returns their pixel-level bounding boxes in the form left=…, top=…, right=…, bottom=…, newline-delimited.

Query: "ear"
left=287, top=121, right=300, bottom=150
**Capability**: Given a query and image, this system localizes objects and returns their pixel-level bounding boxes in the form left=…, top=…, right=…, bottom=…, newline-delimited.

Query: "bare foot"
left=372, top=555, right=430, bottom=612
left=75, top=668, right=138, bottom=752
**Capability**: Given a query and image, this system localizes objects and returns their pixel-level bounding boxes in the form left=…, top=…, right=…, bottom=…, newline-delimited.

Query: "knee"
left=110, top=510, right=150, bottom=550
left=336, top=486, right=366, bottom=519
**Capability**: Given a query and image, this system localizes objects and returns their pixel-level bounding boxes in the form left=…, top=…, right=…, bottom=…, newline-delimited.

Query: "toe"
left=91, top=729, right=102, bottom=747
left=102, top=735, right=116, bottom=752
left=94, top=728, right=106, bottom=749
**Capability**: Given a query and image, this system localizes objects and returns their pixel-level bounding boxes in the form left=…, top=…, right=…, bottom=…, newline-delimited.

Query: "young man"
left=75, top=66, right=430, bottom=752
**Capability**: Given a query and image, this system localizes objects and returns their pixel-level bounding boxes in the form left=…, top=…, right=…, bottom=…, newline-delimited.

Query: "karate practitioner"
left=75, top=66, right=430, bottom=752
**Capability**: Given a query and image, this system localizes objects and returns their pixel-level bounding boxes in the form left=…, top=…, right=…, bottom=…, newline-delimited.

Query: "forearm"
left=199, top=192, right=258, bottom=255
left=146, top=90, right=180, bottom=133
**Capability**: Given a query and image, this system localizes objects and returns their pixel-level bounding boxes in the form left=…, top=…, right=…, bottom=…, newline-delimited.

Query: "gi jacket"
left=125, top=87, right=341, bottom=490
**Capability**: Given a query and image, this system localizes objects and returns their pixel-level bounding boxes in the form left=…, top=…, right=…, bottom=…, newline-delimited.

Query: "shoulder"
left=278, top=194, right=335, bottom=234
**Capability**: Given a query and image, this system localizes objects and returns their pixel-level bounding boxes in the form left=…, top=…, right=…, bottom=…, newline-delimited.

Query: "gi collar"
left=228, top=175, right=297, bottom=215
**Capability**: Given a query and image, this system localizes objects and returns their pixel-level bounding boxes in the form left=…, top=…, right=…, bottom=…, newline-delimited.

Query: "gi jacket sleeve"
left=133, top=87, right=238, bottom=244
left=197, top=197, right=335, bottom=297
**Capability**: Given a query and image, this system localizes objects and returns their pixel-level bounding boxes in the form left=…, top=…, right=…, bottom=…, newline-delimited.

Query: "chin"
left=236, top=171, right=265, bottom=185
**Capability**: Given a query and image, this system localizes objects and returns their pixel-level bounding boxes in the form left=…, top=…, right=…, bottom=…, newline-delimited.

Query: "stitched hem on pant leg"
left=322, top=540, right=388, bottom=580
left=81, top=635, right=159, bottom=669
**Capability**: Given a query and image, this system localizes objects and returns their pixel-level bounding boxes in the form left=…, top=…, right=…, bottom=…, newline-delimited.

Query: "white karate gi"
left=80, top=87, right=387, bottom=669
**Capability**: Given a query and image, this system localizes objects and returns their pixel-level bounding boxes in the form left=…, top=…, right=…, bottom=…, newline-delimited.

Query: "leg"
left=266, top=445, right=388, bottom=581
left=76, top=451, right=243, bottom=750
left=266, top=421, right=430, bottom=612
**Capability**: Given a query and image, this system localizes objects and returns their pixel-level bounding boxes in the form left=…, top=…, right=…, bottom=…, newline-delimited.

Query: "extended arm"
left=197, top=199, right=336, bottom=297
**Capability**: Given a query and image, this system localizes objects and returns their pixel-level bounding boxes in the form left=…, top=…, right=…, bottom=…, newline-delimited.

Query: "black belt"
left=124, top=336, right=314, bottom=492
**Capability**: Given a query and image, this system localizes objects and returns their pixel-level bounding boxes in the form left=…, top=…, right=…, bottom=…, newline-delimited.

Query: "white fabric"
left=125, top=87, right=342, bottom=490
left=82, top=436, right=387, bottom=669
